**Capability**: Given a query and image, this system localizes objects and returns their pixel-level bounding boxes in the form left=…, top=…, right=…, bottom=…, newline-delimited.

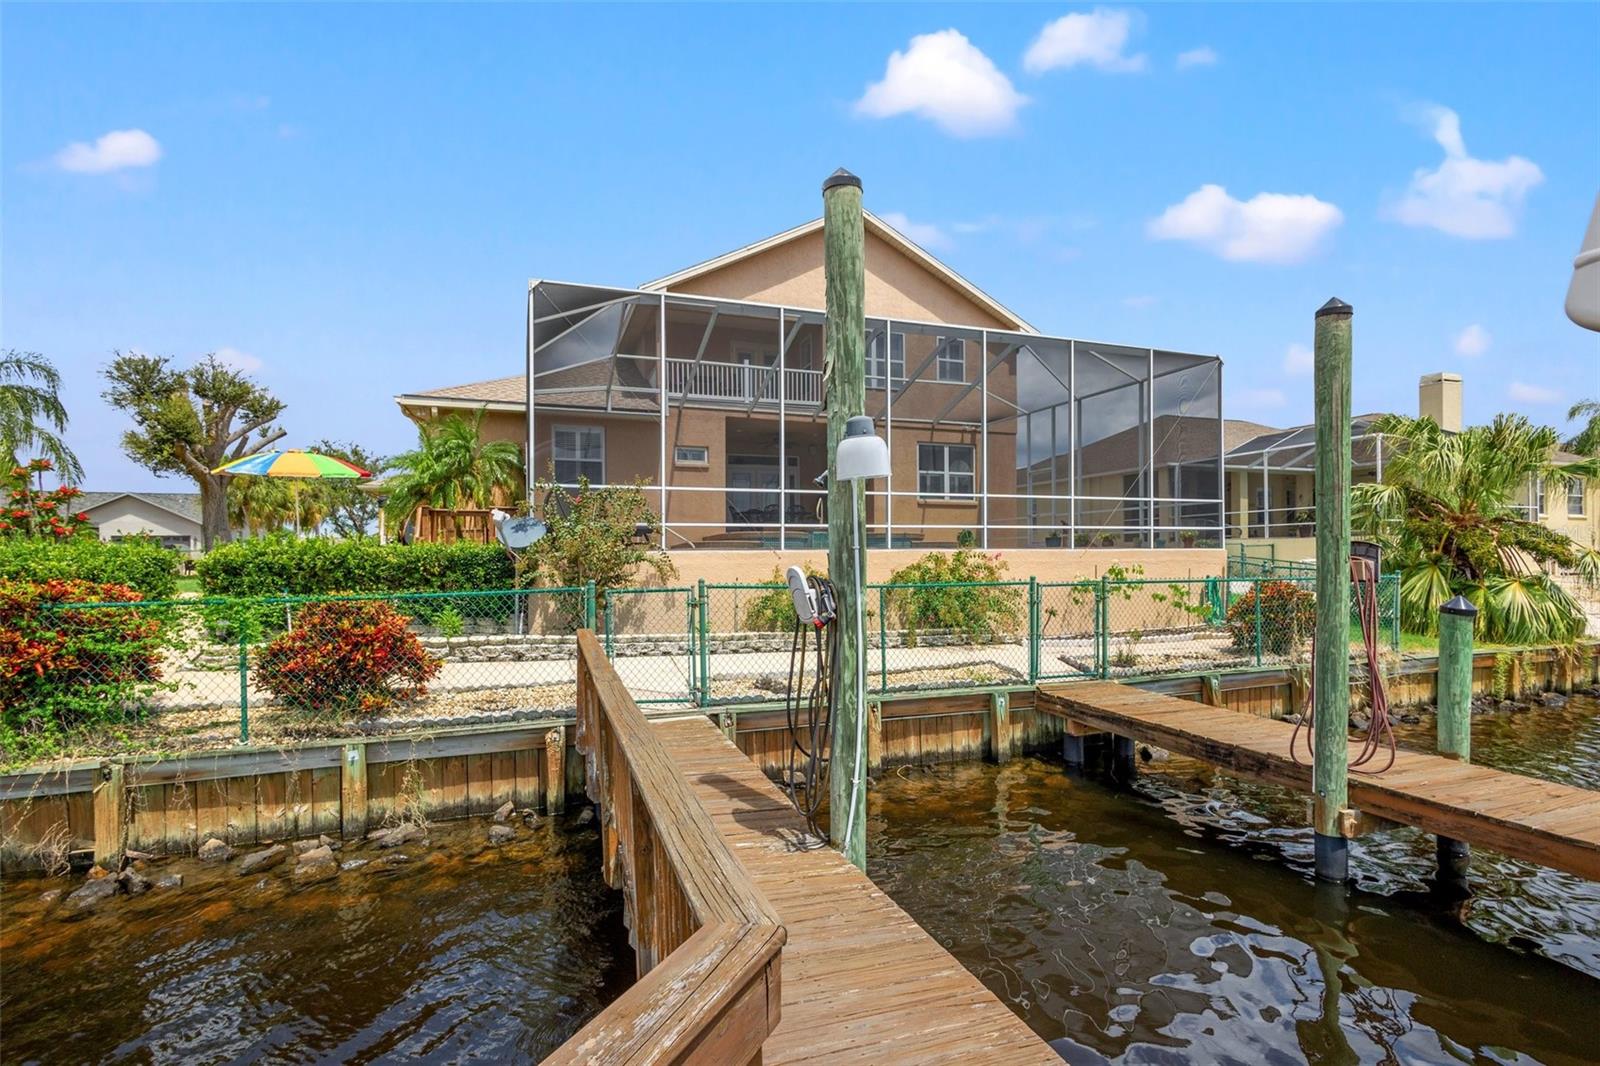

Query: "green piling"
left=1312, top=297, right=1354, bottom=883
left=823, top=168, right=868, bottom=871
left=1436, top=595, right=1477, bottom=887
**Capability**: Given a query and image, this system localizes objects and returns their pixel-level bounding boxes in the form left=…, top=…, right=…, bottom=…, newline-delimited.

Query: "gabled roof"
left=638, top=211, right=1036, bottom=333
left=78, top=491, right=203, bottom=525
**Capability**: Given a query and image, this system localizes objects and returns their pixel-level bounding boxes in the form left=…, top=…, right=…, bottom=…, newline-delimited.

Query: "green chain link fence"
left=10, top=572, right=1400, bottom=761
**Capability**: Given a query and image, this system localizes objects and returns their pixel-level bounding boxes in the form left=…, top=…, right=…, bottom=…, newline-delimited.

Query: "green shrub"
left=196, top=535, right=513, bottom=596
left=434, top=604, right=465, bottom=638
left=0, top=537, right=179, bottom=600
left=885, top=550, right=1023, bottom=643
left=740, top=566, right=824, bottom=632
left=0, top=579, right=171, bottom=759
left=1225, top=580, right=1316, bottom=655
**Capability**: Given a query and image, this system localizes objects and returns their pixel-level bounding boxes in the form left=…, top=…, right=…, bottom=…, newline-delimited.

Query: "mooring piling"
left=1312, top=297, right=1355, bottom=883
left=1436, top=595, right=1477, bottom=889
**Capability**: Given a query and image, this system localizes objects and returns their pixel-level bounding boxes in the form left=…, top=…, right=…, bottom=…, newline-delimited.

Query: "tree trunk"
left=201, top=473, right=232, bottom=549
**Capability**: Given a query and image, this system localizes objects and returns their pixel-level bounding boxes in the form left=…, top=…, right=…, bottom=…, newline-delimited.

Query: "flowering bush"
left=255, top=599, right=441, bottom=714
left=886, top=549, right=1024, bottom=644
left=0, top=579, right=168, bottom=748
left=1225, top=580, right=1316, bottom=655
left=0, top=460, right=88, bottom=539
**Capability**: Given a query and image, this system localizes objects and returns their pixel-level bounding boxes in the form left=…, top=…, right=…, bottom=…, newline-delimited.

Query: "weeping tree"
left=382, top=408, right=522, bottom=537
left=1, top=350, right=83, bottom=483
left=1354, top=413, right=1600, bottom=644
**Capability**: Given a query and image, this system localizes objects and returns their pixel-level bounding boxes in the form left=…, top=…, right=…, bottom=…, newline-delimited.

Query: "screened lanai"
left=526, top=279, right=1224, bottom=551
left=1223, top=418, right=1390, bottom=539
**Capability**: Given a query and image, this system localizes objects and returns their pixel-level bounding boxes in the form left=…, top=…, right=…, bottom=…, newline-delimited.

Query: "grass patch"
left=175, top=576, right=202, bottom=595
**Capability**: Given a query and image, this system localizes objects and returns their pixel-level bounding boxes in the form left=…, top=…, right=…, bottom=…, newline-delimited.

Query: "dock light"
left=833, top=415, right=888, bottom=858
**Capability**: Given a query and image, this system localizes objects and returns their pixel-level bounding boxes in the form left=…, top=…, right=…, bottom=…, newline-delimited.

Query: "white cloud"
left=878, top=211, right=952, bottom=251
left=1176, top=46, right=1218, bottom=70
left=1146, top=184, right=1343, bottom=263
left=1024, top=8, right=1147, bottom=74
left=1234, top=386, right=1288, bottom=411
left=1388, top=106, right=1543, bottom=239
left=214, top=346, right=263, bottom=373
left=1509, top=381, right=1561, bottom=405
left=1453, top=323, right=1491, bottom=358
left=856, top=30, right=1028, bottom=137
left=1283, top=343, right=1314, bottom=376
left=1122, top=294, right=1157, bottom=309
left=53, top=128, right=162, bottom=173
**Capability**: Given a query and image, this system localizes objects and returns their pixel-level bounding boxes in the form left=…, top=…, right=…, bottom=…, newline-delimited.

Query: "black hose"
left=783, top=576, right=837, bottom=842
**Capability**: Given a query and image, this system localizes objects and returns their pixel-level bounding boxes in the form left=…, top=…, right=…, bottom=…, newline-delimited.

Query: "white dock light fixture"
left=834, top=414, right=888, bottom=861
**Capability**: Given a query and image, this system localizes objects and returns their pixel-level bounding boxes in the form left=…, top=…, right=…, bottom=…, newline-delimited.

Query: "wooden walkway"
left=652, top=714, right=1059, bottom=1065
left=1037, top=681, right=1600, bottom=881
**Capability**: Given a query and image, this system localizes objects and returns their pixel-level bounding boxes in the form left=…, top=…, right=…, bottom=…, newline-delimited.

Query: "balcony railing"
left=666, top=358, right=822, bottom=407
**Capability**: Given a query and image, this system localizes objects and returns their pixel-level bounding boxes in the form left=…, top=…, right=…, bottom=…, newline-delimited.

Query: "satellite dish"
left=495, top=514, right=547, bottom=551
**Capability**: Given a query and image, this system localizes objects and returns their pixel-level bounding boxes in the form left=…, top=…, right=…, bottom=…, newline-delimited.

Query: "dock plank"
left=1037, top=680, right=1600, bottom=881
left=652, top=715, right=1057, bottom=1065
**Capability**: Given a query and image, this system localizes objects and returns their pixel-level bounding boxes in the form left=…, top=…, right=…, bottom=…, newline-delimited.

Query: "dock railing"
left=548, top=630, right=785, bottom=1065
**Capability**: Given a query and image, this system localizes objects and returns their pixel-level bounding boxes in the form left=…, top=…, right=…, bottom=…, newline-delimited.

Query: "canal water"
left=0, top=816, right=632, bottom=1064
left=869, top=695, right=1600, bottom=1066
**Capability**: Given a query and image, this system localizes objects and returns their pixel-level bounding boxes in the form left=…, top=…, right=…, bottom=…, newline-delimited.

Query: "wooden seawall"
left=1037, top=680, right=1600, bottom=881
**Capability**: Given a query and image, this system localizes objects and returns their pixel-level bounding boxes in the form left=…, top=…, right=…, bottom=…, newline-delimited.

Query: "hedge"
left=195, top=535, right=514, bottom=596
left=0, top=537, right=179, bottom=600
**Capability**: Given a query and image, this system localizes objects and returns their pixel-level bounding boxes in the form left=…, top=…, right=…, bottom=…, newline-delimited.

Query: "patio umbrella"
left=211, top=449, right=371, bottom=535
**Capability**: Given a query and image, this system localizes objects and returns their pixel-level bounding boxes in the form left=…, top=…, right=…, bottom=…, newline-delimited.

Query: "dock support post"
left=1436, top=595, right=1477, bottom=891
left=545, top=726, right=567, bottom=814
left=1311, top=297, right=1354, bottom=884
left=1112, top=734, right=1137, bottom=782
left=1062, top=732, right=1085, bottom=770
left=823, top=167, right=869, bottom=872
left=989, top=691, right=1011, bottom=763
left=340, top=743, right=368, bottom=840
left=92, top=759, right=126, bottom=869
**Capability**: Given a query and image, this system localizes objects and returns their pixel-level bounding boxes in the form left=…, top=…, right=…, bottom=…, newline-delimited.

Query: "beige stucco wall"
left=1538, top=477, right=1598, bottom=550
left=87, top=498, right=201, bottom=548
left=654, top=547, right=1226, bottom=587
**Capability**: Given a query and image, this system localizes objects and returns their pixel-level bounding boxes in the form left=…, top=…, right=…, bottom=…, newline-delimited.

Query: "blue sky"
left=4, top=2, right=1597, bottom=490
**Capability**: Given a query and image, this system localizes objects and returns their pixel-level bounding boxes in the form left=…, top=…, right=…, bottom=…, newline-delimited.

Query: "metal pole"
left=238, top=628, right=249, bottom=744
left=980, top=328, right=989, bottom=550
left=1436, top=595, right=1476, bottom=889
left=526, top=283, right=536, bottom=492
left=823, top=168, right=868, bottom=870
left=779, top=308, right=787, bottom=552
left=884, top=318, right=893, bottom=551
left=1312, top=297, right=1354, bottom=883
left=658, top=293, right=668, bottom=550
left=698, top=578, right=710, bottom=708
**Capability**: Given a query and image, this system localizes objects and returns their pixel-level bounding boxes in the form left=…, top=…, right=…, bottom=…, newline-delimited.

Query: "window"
left=1569, top=478, right=1587, bottom=517
left=674, top=445, right=709, bottom=467
left=1535, top=478, right=1547, bottom=517
left=917, top=443, right=974, bottom=499
left=553, top=425, right=604, bottom=484
left=866, top=330, right=904, bottom=389
left=936, top=337, right=965, bottom=382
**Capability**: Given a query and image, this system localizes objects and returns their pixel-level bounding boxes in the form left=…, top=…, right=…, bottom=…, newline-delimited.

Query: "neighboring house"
left=78, top=492, right=205, bottom=552
left=395, top=211, right=1225, bottom=580
left=1224, top=372, right=1598, bottom=558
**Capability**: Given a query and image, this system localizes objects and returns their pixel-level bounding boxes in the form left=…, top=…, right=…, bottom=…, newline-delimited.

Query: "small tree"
left=383, top=408, right=521, bottom=537
left=101, top=352, right=286, bottom=549
left=1, top=350, right=82, bottom=484
left=312, top=440, right=387, bottom=538
left=526, top=475, right=675, bottom=604
left=0, top=460, right=89, bottom=539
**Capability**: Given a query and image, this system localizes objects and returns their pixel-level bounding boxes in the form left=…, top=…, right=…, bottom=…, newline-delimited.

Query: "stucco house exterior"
left=395, top=212, right=1226, bottom=582
left=79, top=492, right=205, bottom=552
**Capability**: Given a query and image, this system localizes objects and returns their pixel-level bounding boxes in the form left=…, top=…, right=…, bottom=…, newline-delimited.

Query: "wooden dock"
left=654, top=713, right=1059, bottom=1064
left=1037, top=680, right=1600, bottom=881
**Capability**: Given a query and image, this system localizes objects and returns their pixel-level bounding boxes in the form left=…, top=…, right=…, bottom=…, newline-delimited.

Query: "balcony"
left=665, top=358, right=822, bottom=408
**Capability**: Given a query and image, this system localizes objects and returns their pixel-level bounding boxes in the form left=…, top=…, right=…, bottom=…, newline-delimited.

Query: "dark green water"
left=0, top=817, right=633, bottom=1064
left=868, top=696, right=1600, bottom=1065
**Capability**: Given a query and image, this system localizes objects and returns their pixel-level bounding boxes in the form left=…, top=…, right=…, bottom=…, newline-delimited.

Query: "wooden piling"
left=1436, top=596, right=1477, bottom=888
left=92, top=760, right=125, bottom=868
left=1312, top=297, right=1354, bottom=882
left=989, top=691, right=1012, bottom=763
left=340, top=743, right=368, bottom=840
left=823, top=167, right=868, bottom=872
left=545, top=726, right=567, bottom=814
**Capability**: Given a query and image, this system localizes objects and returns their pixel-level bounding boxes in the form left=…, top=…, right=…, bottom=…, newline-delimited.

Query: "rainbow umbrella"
left=212, top=450, right=370, bottom=478
left=212, top=450, right=370, bottom=536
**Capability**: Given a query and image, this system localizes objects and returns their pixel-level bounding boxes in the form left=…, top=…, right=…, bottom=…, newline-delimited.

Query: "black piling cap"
left=822, top=168, right=862, bottom=193
left=1316, top=297, right=1354, bottom=318
left=1440, top=595, right=1478, bottom=618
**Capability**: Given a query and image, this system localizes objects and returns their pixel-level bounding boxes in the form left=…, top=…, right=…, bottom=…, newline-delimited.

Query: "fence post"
left=1254, top=579, right=1264, bottom=666
left=878, top=585, right=888, bottom=693
left=238, top=629, right=250, bottom=744
left=685, top=589, right=698, bottom=706
left=697, top=579, right=709, bottom=708
left=1390, top=574, right=1401, bottom=652
left=1098, top=576, right=1110, bottom=679
left=1028, top=577, right=1039, bottom=683
left=584, top=580, right=597, bottom=632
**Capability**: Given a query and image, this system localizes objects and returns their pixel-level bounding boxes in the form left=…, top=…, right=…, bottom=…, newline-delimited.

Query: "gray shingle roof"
left=78, top=492, right=203, bottom=524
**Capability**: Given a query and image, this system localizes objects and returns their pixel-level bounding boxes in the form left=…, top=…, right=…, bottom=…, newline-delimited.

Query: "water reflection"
left=869, top=696, right=1600, bottom=1065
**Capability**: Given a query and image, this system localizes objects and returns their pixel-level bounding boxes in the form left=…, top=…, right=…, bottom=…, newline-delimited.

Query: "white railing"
left=665, top=358, right=822, bottom=406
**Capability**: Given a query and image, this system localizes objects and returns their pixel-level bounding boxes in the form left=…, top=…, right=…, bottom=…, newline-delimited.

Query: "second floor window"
left=867, top=330, right=904, bottom=389
left=936, top=337, right=965, bottom=382
left=918, top=443, right=974, bottom=499
left=554, top=425, right=604, bottom=485
left=1569, top=478, right=1587, bottom=517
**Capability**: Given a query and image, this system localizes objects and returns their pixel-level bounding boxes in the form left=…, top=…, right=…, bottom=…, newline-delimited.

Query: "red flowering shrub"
left=0, top=579, right=167, bottom=741
left=1225, top=580, right=1316, bottom=655
left=0, top=461, right=89, bottom=539
left=255, top=599, right=441, bottom=714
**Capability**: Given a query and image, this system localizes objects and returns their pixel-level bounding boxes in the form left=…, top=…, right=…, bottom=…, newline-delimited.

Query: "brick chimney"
left=1419, top=372, right=1462, bottom=432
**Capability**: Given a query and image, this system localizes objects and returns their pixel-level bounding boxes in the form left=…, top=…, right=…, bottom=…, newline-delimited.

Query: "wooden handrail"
left=545, top=631, right=784, bottom=1065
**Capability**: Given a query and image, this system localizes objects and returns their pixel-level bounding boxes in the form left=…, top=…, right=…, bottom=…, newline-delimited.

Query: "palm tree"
left=1354, top=413, right=1600, bottom=644
left=1, top=350, right=83, bottom=483
left=1566, top=399, right=1600, bottom=456
left=227, top=475, right=293, bottom=537
left=383, top=408, right=523, bottom=536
